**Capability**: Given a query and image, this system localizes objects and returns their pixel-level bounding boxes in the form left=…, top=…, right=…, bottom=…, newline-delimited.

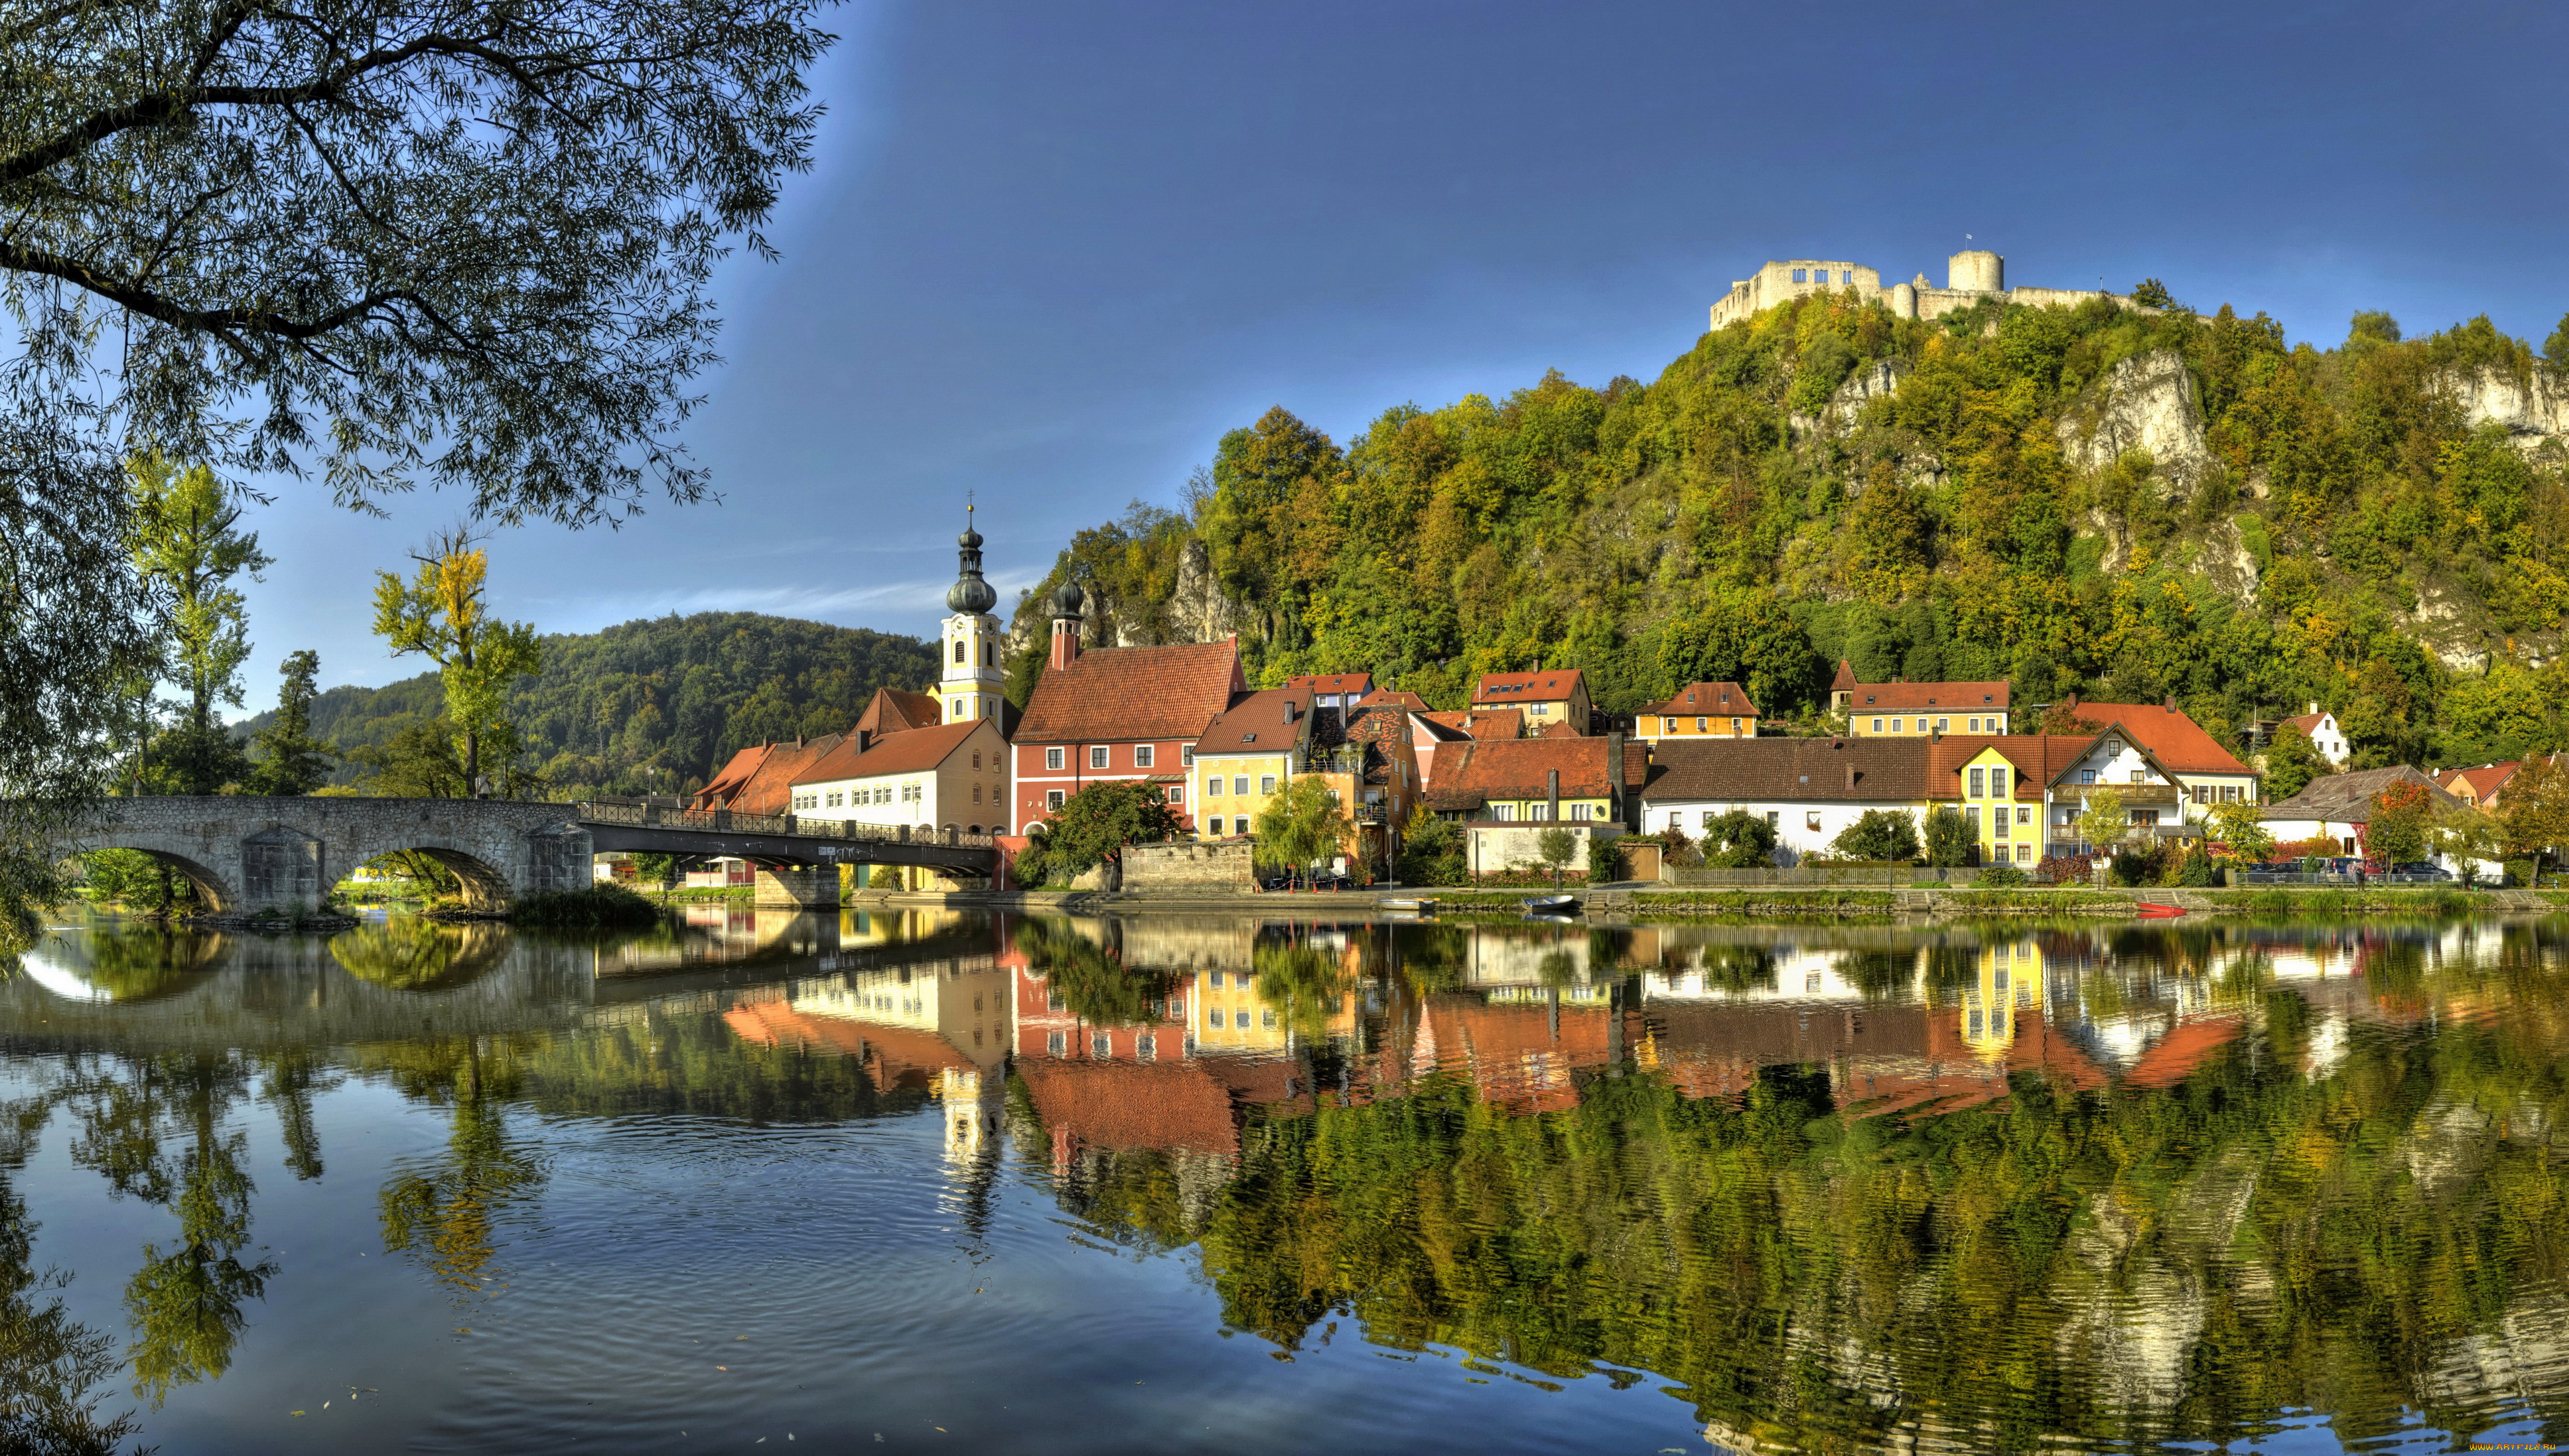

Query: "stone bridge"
left=65, top=796, right=1002, bottom=914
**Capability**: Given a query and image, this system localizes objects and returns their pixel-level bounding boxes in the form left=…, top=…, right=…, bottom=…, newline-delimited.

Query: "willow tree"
left=0, top=0, right=838, bottom=939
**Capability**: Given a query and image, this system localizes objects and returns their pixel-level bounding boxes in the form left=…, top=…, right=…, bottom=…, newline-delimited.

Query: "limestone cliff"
left=2055, top=350, right=2215, bottom=494
left=2444, top=364, right=2569, bottom=451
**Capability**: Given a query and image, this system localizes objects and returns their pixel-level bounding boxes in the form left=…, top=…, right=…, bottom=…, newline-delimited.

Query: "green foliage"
left=2363, top=779, right=2433, bottom=864
left=2548, top=312, right=2569, bottom=371
left=2176, top=841, right=2217, bottom=886
left=1698, top=809, right=1777, bottom=868
left=1395, top=805, right=1466, bottom=886
left=127, top=452, right=270, bottom=732
left=2207, top=799, right=2275, bottom=862
left=2075, top=787, right=2129, bottom=851
left=2131, top=278, right=2176, bottom=309
left=1034, top=781, right=1187, bottom=882
left=1584, top=833, right=1628, bottom=882
left=1921, top=804, right=1976, bottom=867
left=139, top=719, right=251, bottom=797
left=1014, top=919, right=1174, bottom=1027
left=245, top=651, right=334, bottom=797
left=1832, top=809, right=1919, bottom=862
left=1533, top=827, right=1578, bottom=876
left=508, top=885, right=661, bottom=929
left=2260, top=722, right=2329, bottom=801
left=78, top=848, right=199, bottom=917
left=245, top=612, right=936, bottom=798
left=1253, top=776, right=1354, bottom=878
left=373, top=529, right=543, bottom=793
left=1972, top=862, right=2027, bottom=888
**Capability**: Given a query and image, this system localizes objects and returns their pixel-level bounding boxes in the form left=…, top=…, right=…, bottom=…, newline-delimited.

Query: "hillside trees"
left=1014, top=288, right=2569, bottom=765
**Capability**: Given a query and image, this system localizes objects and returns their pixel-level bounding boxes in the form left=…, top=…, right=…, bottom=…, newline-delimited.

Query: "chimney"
left=1547, top=768, right=1561, bottom=824
left=2307, top=700, right=2318, bottom=716
left=1845, top=763, right=1857, bottom=790
left=2164, top=696, right=2176, bottom=712
left=1050, top=615, right=1079, bottom=671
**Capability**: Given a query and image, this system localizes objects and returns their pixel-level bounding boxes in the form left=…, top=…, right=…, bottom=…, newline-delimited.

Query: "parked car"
left=2388, top=862, right=2453, bottom=882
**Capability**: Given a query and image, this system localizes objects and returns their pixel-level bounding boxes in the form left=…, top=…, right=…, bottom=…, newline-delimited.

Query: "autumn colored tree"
left=372, top=529, right=543, bottom=796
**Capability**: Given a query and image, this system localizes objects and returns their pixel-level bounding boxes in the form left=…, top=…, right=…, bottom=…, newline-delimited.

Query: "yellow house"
left=1635, top=681, right=1758, bottom=741
left=1949, top=741, right=2045, bottom=867
left=1835, top=663, right=2012, bottom=738
left=1190, top=687, right=1316, bottom=840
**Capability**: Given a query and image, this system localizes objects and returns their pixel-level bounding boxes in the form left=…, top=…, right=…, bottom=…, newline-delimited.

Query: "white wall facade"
left=1639, top=795, right=1922, bottom=864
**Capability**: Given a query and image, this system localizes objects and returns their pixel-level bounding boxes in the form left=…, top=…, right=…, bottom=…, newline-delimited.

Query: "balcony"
left=2072, top=781, right=2180, bottom=806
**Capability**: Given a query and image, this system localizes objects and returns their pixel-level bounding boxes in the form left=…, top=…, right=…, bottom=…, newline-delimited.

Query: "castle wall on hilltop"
left=1709, top=249, right=2136, bottom=330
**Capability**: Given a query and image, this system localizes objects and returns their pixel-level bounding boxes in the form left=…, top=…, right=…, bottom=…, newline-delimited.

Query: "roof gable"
left=2051, top=698, right=2250, bottom=774
left=1641, top=681, right=1760, bottom=717
left=792, top=720, right=985, bottom=785
left=1195, top=687, right=1316, bottom=758
left=1845, top=680, right=2012, bottom=712
left=855, top=687, right=943, bottom=737
left=1472, top=669, right=1585, bottom=703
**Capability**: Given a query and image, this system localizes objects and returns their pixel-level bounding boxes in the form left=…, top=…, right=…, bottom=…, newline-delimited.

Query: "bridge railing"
left=575, top=799, right=997, bottom=852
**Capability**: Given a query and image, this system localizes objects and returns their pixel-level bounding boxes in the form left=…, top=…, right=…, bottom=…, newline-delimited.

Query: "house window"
left=1046, top=790, right=1065, bottom=810
left=2222, top=785, right=2239, bottom=802
left=1992, top=807, right=2007, bottom=836
left=2079, top=769, right=2097, bottom=785
left=1934, top=718, right=1947, bottom=734
left=1137, top=1034, right=1156, bottom=1061
left=953, top=640, right=965, bottom=664
left=1135, top=746, right=1154, bottom=768
left=971, top=751, right=981, bottom=770
left=1261, top=1009, right=1277, bottom=1029
left=1182, top=745, right=1195, bottom=767
left=1167, top=785, right=1183, bottom=805
left=1731, top=718, right=1743, bottom=734
left=1807, top=811, right=1822, bottom=832
left=2016, top=844, right=2032, bottom=863
left=2132, top=809, right=2160, bottom=826
left=2016, top=806, right=2030, bottom=825
left=1207, top=775, right=1223, bottom=797
left=1766, top=811, right=1780, bottom=827
left=1046, top=1031, right=1066, bottom=1057
left=1969, top=767, right=1984, bottom=798
left=1232, top=775, right=1249, bottom=796
left=1045, top=748, right=1064, bottom=771
left=1992, top=767, right=2008, bottom=798
left=1205, top=1006, right=1221, bottom=1027
left=1701, top=811, right=1718, bottom=828
left=1571, top=803, right=1594, bottom=821
left=972, top=784, right=983, bottom=803
left=1259, top=775, right=1276, bottom=795
left=2192, top=785, right=2209, bottom=803
left=1891, top=719, right=1904, bottom=734
left=2129, top=769, right=2146, bottom=784
left=1872, top=718, right=1884, bottom=733
left=1491, top=804, right=1515, bottom=822
left=1090, top=746, right=1109, bottom=769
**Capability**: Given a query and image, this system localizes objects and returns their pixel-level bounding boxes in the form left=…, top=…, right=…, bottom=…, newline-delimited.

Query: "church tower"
left=939, top=504, right=1005, bottom=725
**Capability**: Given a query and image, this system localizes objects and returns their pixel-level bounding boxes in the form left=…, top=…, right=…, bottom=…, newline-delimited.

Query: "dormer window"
left=1243, top=733, right=1256, bottom=743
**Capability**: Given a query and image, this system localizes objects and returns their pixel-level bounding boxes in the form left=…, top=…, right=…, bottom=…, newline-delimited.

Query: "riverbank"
left=839, top=884, right=2569, bottom=921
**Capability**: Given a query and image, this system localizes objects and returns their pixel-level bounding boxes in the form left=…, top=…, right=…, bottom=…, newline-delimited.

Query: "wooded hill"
left=1008, top=291, right=2569, bottom=772
left=243, top=612, right=934, bottom=797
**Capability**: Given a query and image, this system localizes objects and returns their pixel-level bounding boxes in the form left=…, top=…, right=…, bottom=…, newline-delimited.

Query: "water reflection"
left=0, top=909, right=2565, bottom=1452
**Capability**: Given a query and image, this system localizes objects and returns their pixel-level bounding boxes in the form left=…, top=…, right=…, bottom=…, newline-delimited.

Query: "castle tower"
left=1948, top=249, right=2004, bottom=294
left=939, top=504, right=1005, bottom=724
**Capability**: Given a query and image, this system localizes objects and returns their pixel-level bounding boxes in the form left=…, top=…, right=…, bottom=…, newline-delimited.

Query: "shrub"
left=1699, top=809, right=1777, bottom=868
left=1833, top=808, right=1919, bottom=862
left=1586, top=834, right=1628, bottom=882
left=2109, top=850, right=2152, bottom=887
left=2036, top=852, right=2095, bottom=886
left=2507, top=858, right=2538, bottom=888
left=1974, top=864, right=2028, bottom=888
left=510, top=884, right=661, bottom=928
left=2176, top=844, right=2217, bottom=887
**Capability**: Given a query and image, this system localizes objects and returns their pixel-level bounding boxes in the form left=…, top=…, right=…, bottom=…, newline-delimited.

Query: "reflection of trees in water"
left=0, top=1163, right=147, bottom=1455
left=63, top=923, right=228, bottom=1001
left=1164, top=976, right=2569, bottom=1451
left=1697, top=945, right=1776, bottom=994
left=1014, top=918, right=1174, bottom=1027
left=377, top=1043, right=544, bottom=1297
left=1251, top=939, right=1351, bottom=1043
left=1389, top=923, right=1472, bottom=994
left=1834, top=948, right=1914, bottom=1000
left=328, top=918, right=508, bottom=992
left=57, top=1053, right=277, bottom=1407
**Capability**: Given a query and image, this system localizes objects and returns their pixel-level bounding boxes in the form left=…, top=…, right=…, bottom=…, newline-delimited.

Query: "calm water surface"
left=2, top=905, right=2565, bottom=1454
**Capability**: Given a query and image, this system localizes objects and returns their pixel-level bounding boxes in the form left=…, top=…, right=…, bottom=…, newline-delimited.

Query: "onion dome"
left=1050, top=580, right=1085, bottom=619
left=945, top=505, right=999, bottom=614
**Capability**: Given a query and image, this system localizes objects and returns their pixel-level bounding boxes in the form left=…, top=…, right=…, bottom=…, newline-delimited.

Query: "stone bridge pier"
left=64, top=797, right=593, bottom=914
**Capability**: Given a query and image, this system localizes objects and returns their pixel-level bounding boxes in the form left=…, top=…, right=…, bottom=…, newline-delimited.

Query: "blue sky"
left=234, top=0, right=2569, bottom=710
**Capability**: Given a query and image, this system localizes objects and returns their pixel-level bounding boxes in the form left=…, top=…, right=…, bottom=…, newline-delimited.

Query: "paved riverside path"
left=63, top=796, right=999, bottom=914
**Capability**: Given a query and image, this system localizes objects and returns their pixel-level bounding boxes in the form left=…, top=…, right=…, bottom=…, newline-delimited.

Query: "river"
left=0, top=905, right=2562, bottom=1453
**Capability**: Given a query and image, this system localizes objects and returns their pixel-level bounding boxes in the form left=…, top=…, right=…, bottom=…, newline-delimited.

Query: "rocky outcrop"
left=2056, top=350, right=2215, bottom=494
left=1166, top=537, right=1245, bottom=644
left=2442, top=365, right=2569, bottom=450
left=1790, top=358, right=1911, bottom=438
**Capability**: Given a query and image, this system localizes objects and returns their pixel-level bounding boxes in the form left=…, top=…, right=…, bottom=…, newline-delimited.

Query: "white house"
left=1637, top=738, right=1941, bottom=864
left=2258, top=765, right=2467, bottom=861
left=2279, top=702, right=2350, bottom=767
left=787, top=718, right=1012, bottom=835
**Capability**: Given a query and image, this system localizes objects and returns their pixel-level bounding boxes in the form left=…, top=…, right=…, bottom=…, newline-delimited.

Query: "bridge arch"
left=66, top=836, right=240, bottom=913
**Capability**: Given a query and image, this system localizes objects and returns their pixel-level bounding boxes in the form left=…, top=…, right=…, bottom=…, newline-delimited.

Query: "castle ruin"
left=1708, top=249, right=2136, bottom=330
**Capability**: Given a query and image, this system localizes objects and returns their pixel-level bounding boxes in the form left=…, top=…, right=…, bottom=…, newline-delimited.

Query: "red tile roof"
left=1194, top=687, right=1316, bottom=757
left=1427, top=737, right=1633, bottom=803
left=1016, top=639, right=1245, bottom=745
left=790, top=719, right=985, bottom=785
left=1832, top=658, right=1858, bottom=692
left=694, top=744, right=772, bottom=808
left=1472, top=669, right=1584, bottom=704
left=723, top=735, right=845, bottom=816
left=2054, top=698, right=2251, bottom=774
left=1535, top=718, right=1580, bottom=738
left=2122, top=1016, right=2243, bottom=1090
left=1844, top=680, right=2012, bottom=713
left=1421, top=708, right=1522, bottom=740
left=1284, top=673, right=1372, bottom=697
left=2284, top=710, right=2331, bottom=734
left=1357, top=689, right=1431, bottom=712
left=855, top=687, right=943, bottom=736
left=1640, top=681, right=1760, bottom=718
left=2441, top=761, right=2519, bottom=801
left=1929, top=735, right=2099, bottom=801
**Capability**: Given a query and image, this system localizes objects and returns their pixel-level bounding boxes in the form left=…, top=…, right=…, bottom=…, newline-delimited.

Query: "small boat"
left=1379, top=896, right=1438, bottom=913
left=1521, top=894, right=1580, bottom=915
left=2135, top=902, right=2186, bottom=919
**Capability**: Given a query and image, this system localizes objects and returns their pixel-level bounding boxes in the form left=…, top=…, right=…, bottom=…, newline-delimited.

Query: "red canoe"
left=2135, top=903, right=2187, bottom=919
